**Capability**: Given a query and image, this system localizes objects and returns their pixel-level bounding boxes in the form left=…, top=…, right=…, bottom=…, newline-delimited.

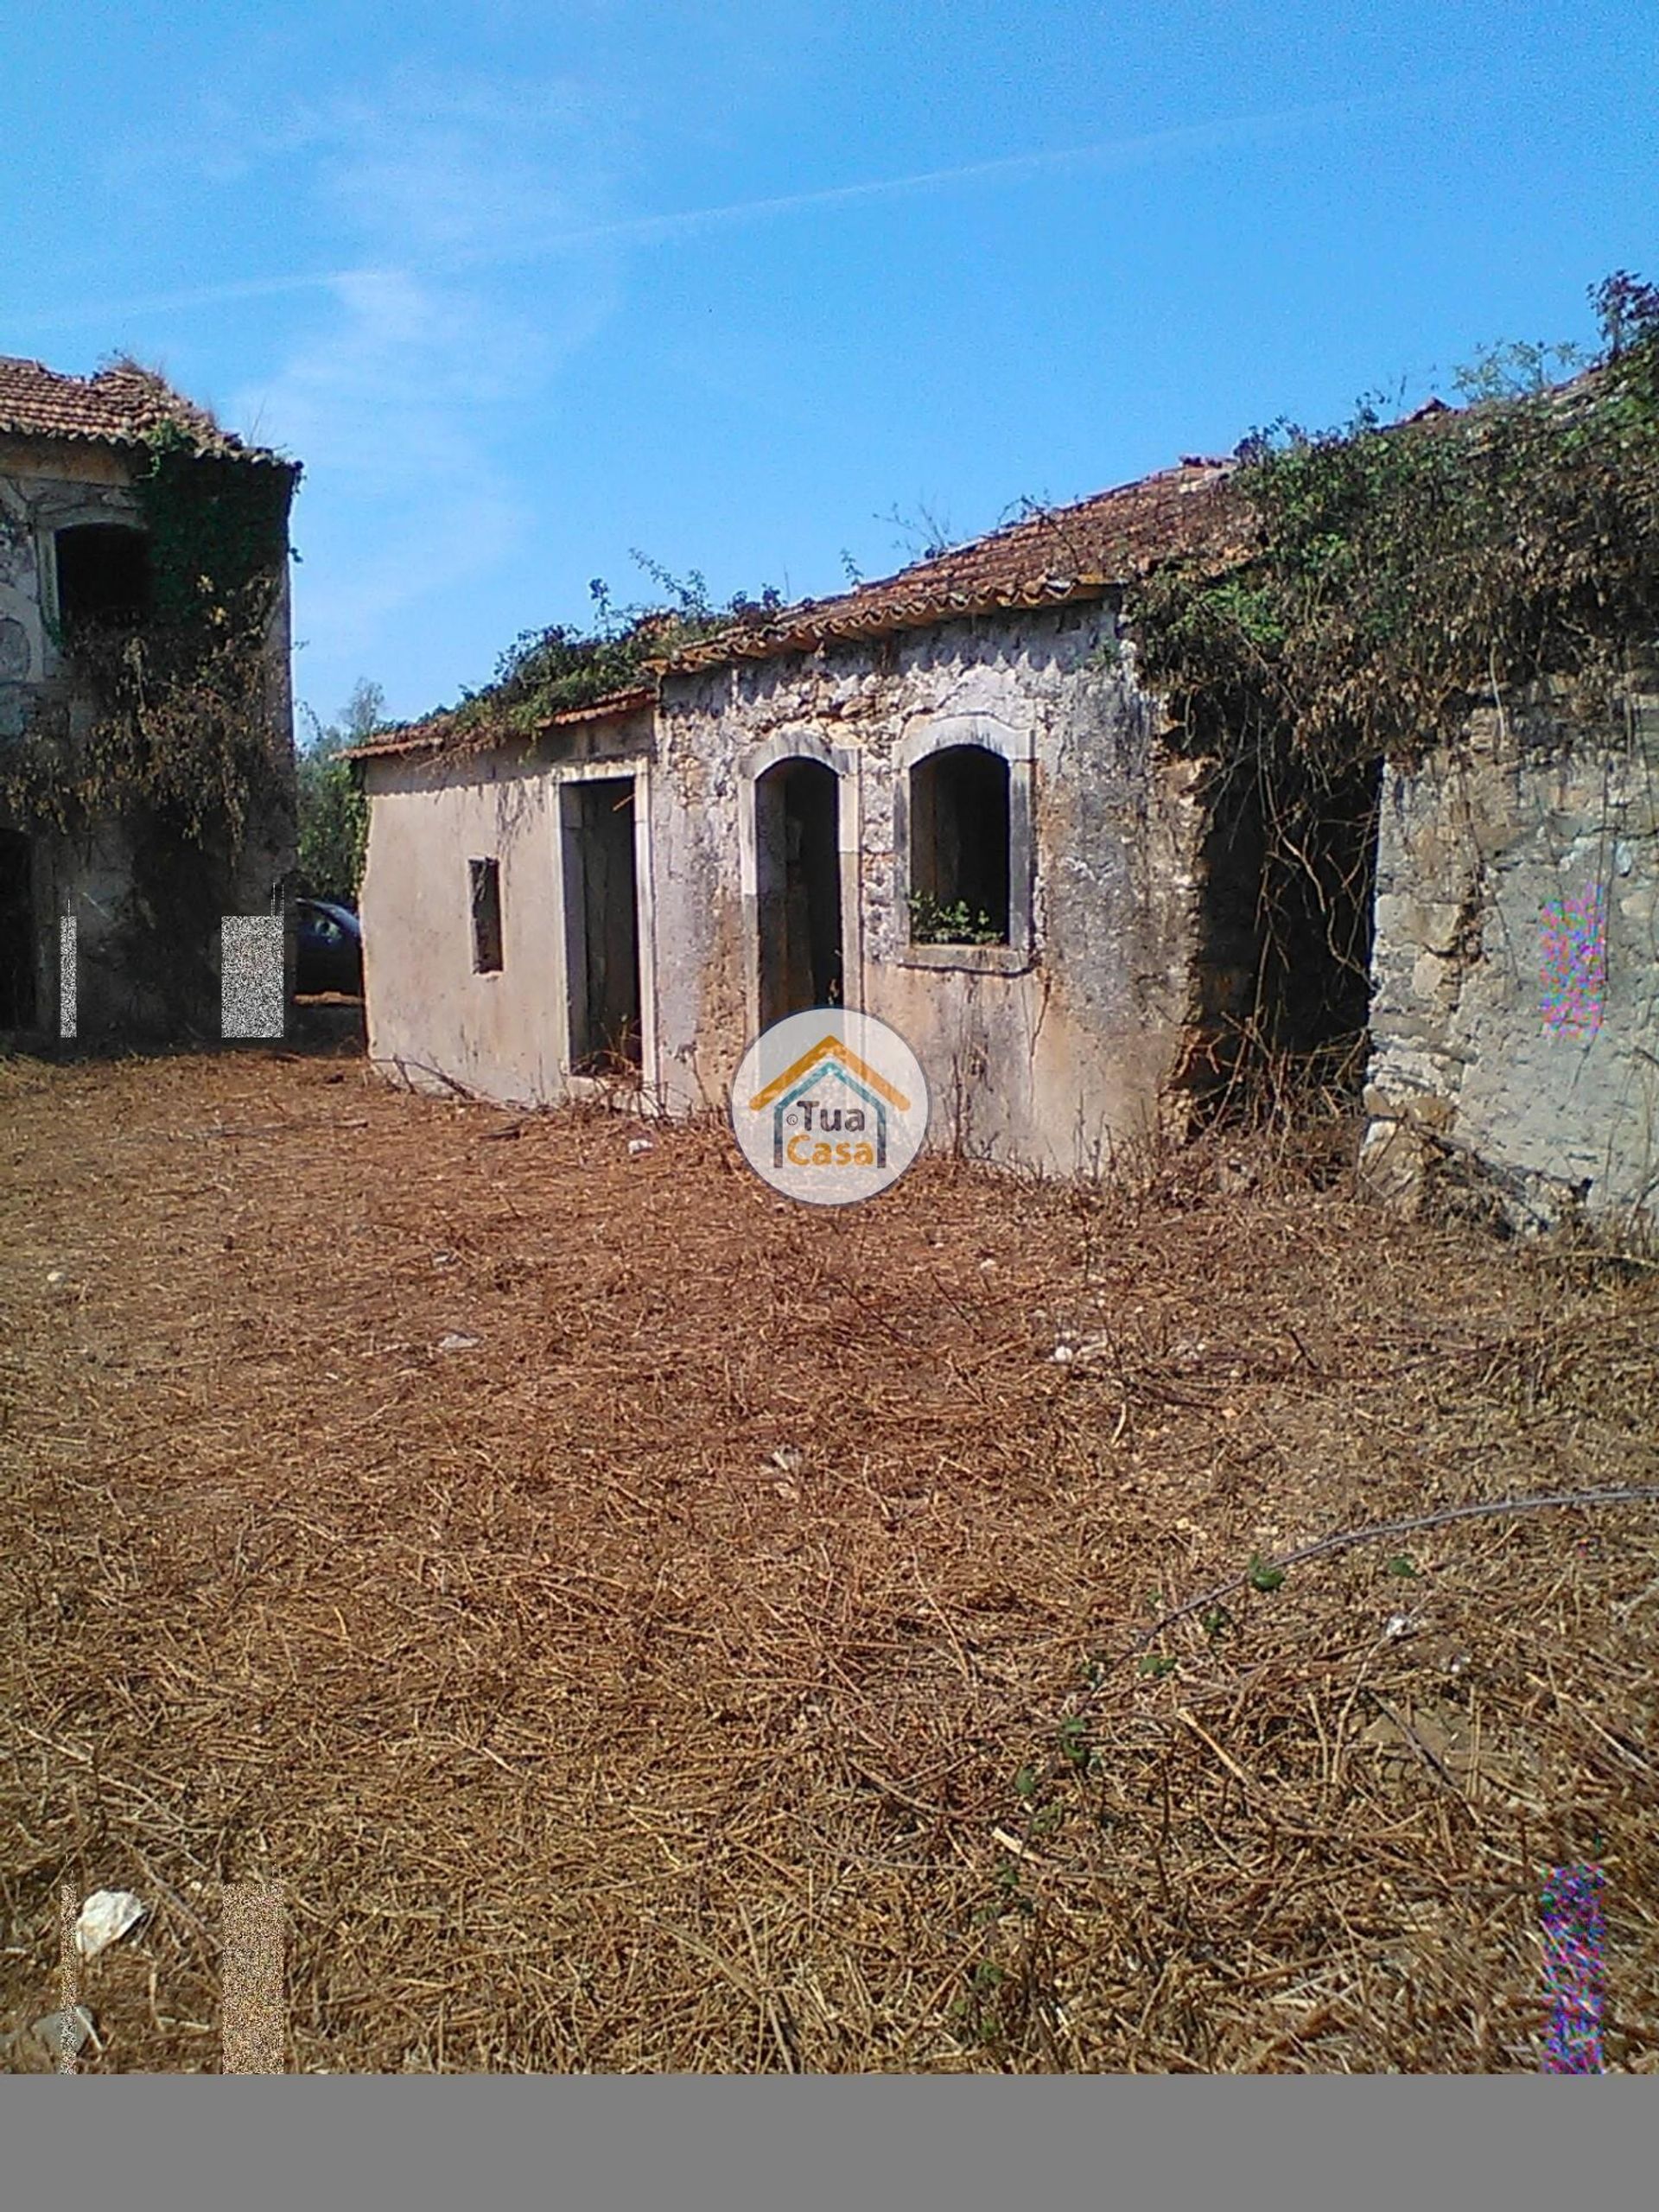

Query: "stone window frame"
left=891, top=714, right=1034, bottom=976
left=36, top=493, right=147, bottom=677
left=738, top=730, right=863, bottom=1034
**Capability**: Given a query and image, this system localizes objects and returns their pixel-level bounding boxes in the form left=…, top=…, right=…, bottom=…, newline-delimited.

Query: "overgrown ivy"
left=0, top=403, right=298, bottom=1030
left=1121, top=272, right=1659, bottom=1103
left=445, top=553, right=785, bottom=740
left=3, top=421, right=295, bottom=841
left=1126, top=271, right=1659, bottom=779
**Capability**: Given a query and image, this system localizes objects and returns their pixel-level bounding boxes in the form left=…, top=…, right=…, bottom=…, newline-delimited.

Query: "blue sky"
left=4, top=1, right=1653, bottom=732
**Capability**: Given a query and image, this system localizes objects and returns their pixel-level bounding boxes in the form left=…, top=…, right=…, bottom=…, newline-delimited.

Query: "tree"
left=296, top=679, right=378, bottom=905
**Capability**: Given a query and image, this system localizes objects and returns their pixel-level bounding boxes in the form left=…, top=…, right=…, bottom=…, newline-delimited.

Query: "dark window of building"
left=755, top=757, right=843, bottom=1026
left=0, top=830, right=37, bottom=1029
left=470, top=857, right=503, bottom=974
left=54, top=524, right=151, bottom=631
left=907, top=744, right=1011, bottom=944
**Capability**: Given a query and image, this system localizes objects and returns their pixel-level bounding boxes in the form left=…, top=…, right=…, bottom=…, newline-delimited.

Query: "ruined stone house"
left=349, top=441, right=1658, bottom=1230
left=349, top=461, right=1281, bottom=1173
left=0, top=356, right=299, bottom=1041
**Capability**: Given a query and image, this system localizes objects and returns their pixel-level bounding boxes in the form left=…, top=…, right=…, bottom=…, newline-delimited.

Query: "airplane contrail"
left=8, top=92, right=1367, bottom=333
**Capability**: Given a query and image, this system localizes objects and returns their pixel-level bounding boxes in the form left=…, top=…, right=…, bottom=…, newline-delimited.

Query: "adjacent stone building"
left=1361, top=673, right=1659, bottom=1232
left=0, top=356, right=299, bottom=1041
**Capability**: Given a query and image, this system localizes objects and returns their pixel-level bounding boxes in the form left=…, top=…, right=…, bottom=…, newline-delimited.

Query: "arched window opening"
left=907, top=744, right=1011, bottom=945
left=755, top=757, right=843, bottom=1024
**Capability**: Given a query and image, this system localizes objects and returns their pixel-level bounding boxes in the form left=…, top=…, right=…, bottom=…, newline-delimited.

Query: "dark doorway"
left=54, top=524, right=150, bottom=632
left=756, top=758, right=843, bottom=1026
left=907, top=744, right=1011, bottom=944
left=0, top=830, right=37, bottom=1029
left=563, top=779, right=642, bottom=1077
left=1181, top=753, right=1382, bottom=1120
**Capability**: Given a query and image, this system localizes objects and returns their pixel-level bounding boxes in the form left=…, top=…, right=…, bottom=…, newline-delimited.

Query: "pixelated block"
left=219, top=1881, right=286, bottom=2074
left=58, top=912, right=76, bottom=1039
left=221, top=916, right=284, bottom=1040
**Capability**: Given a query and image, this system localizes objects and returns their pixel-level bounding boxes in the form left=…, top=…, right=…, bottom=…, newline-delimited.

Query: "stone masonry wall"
left=0, top=435, right=296, bottom=1039
left=1361, top=678, right=1659, bottom=1230
left=654, top=601, right=1210, bottom=1173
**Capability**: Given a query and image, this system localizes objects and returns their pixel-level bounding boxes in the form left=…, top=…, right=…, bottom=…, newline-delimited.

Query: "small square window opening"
left=54, top=524, right=151, bottom=632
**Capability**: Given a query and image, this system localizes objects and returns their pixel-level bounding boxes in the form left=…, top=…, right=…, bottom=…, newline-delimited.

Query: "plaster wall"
left=1361, top=681, right=1659, bottom=1228
left=359, top=712, right=655, bottom=1107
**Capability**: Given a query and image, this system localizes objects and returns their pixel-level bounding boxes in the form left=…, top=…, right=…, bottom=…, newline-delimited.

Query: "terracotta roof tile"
left=657, top=458, right=1254, bottom=671
left=0, top=354, right=293, bottom=467
left=343, top=684, right=656, bottom=763
left=353, top=457, right=1255, bottom=763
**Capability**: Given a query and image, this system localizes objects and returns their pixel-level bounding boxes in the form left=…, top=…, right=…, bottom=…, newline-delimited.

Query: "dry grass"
left=1, top=1039, right=1656, bottom=2072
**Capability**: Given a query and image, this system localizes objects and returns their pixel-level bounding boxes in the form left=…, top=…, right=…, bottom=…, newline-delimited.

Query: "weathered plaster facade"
left=0, top=393, right=297, bottom=1041
left=646, top=601, right=1209, bottom=1170
left=359, top=705, right=658, bottom=1109
left=358, top=605, right=1221, bottom=1173
left=1361, top=677, right=1659, bottom=1230
left=353, top=429, right=1657, bottom=1226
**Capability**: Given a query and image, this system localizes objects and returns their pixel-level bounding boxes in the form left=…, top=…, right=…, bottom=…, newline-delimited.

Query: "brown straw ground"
left=2, top=1041, right=1656, bottom=2073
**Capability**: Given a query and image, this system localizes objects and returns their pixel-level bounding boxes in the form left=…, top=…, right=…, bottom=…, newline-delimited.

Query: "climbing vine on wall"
left=0, top=414, right=296, bottom=1026
left=1126, top=272, right=1659, bottom=779
left=0, top=420, right=295, bottom=849
left=1122, top=274, right=1659, bottom=1102
left=446, top=554, right=784, bottom=741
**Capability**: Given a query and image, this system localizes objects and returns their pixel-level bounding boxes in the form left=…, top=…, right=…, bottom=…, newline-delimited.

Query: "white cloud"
left=215, top=73, right=631, bottom=709
left=217, top=74, right=1383, bottom=715
left=43, top=81, right=1389, bottom=331
left=19, top=67, right=1427, bottom=717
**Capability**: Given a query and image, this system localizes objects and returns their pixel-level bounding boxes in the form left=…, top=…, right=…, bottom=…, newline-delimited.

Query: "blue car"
left=295, top=898, right=364, bottom=997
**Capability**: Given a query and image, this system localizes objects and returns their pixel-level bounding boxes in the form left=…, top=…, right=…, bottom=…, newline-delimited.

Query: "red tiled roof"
left=346, top=379, right=1619, bottom=769
left=658, top=378, right=1623, bottom=677
left=656, top=457, right=1252, bottom=671
left=343, top=685, right=656, bottom=763
left=0, top=354, right=293, bottom=467
left=351, top=457, right=1254, bottom=764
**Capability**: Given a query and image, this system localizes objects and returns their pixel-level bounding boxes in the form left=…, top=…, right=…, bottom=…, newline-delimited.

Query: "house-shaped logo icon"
left=747, top=1033, right=912, bottom=1171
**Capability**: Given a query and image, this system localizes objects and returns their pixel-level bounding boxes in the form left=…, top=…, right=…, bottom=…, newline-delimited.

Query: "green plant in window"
left=908, top=891, right=1005, bottom=945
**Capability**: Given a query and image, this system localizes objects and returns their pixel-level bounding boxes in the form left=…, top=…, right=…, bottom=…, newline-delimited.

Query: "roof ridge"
left=652, top=454, right=1249, bottom=674
left=0, top=352, right=293, bottom=467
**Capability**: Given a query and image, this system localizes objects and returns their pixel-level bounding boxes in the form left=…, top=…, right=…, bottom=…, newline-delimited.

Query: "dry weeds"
left=1, top=1040, right=1655, bottom=2071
